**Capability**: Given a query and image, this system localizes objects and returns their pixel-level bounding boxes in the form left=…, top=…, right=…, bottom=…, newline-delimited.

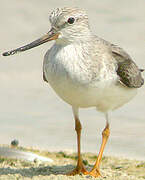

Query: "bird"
left=2, top=7, right=144, bottom=178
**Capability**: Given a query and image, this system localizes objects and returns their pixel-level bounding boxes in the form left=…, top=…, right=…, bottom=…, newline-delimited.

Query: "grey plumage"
left=43, top=71, right=48, bottom=82
left=43, top=35, right=144, bottom=88
left=111, top=44, right=144, bottom=88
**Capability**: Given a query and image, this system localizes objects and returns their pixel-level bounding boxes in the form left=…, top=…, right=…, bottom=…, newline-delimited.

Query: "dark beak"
left=2, top=29, right=59, bottom=56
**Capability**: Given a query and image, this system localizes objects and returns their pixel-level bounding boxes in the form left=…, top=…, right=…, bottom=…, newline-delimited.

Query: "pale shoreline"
left=0, top=146, right=145, bottom=180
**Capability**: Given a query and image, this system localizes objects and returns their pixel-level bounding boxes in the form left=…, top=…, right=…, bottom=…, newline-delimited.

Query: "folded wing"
left=111, top=44, right=144, bottom=88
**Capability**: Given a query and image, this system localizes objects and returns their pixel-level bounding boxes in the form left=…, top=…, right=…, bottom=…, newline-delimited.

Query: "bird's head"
left=3, top=7, right=91, bottom=56
left=49, top=7, right=90, bottom=43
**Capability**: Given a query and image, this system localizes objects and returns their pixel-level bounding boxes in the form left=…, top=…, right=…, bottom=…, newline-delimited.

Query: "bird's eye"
left=67, top=17, right=75, bottom=24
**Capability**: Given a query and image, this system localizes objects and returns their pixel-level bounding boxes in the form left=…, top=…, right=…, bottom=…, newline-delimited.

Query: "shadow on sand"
left=0, top=164, right=80, bottom=178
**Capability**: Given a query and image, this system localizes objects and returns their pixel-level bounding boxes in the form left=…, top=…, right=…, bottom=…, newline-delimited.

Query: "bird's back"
left=92, top=35, right=144, bottom=88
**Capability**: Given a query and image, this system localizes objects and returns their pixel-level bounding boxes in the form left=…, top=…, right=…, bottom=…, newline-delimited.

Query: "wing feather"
left=111, top=44, right=144, bottom=88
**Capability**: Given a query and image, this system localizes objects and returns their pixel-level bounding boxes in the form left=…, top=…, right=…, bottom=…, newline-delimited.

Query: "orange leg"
left=66, top=108, right=89, bottom=176
left=89, top=121, right=110, bottom=177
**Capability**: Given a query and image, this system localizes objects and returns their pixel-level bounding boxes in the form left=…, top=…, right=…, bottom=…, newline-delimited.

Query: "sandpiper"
left=3, top=7, right=144, bottom=177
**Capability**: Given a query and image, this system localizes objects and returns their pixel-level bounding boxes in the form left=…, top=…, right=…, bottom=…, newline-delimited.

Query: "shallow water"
left=0, top=0, right=145, bottom=160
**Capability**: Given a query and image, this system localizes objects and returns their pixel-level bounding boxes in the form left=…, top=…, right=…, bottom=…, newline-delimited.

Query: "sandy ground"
left=0, top=147, right=145, bottom=180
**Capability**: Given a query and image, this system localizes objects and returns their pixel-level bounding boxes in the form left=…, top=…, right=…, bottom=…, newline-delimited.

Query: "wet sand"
left=0, top=0, right=145, bottom=161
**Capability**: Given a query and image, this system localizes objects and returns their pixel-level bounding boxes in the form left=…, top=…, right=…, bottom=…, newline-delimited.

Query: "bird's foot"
left=88, top=168, right=102, bottom=178
left=66, top=163, right=89, bottom=176
left=67, top=165, right=102, bottom=178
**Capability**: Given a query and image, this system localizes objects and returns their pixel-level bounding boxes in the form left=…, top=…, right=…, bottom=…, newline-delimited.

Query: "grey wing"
left=43, top=50, right=50, bottom=83
left=43, top=71, right=48, bottom=82
left=43, top=61, right=48, bottom=82
left=111, top=44, right=144, bottom=88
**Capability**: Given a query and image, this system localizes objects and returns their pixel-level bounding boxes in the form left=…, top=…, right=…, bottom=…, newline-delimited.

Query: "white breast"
left=43, top=43, right=137, bottom=112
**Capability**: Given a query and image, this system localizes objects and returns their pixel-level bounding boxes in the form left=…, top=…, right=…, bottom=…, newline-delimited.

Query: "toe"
left=66, top=165, right=89, bottom=176
left=88, top=169, right=101, bottom=178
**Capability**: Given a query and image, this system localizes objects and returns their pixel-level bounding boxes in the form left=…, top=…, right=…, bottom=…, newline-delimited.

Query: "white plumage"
left=43, top=41, right=137, bottom=112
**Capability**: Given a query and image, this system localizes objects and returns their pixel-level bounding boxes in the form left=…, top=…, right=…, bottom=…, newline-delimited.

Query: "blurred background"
left=0, top=0, right=145, bottom=160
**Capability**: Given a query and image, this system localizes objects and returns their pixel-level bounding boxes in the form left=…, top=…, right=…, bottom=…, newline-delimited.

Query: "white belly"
left=43, top=44, right=137, bottom=112
left=48, top=78, right=136, bottom=112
